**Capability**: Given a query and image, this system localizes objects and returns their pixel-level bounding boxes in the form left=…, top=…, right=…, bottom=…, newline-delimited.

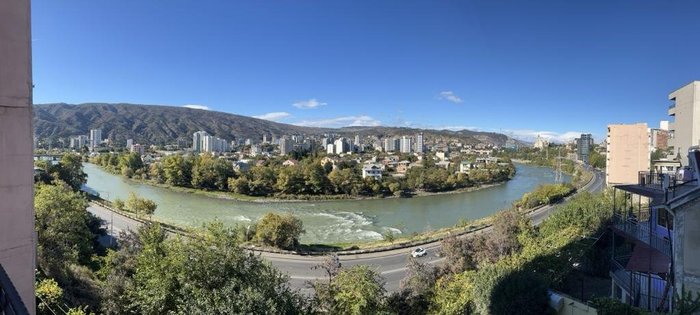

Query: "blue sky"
left=32, top=1, right=700, bottom=143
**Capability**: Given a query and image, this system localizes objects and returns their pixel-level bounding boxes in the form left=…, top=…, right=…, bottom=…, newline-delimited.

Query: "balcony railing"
left=612, top=214, right=672, bottom=257
left=637, top=171, right=698, bottom=201
left=0, top=264, right=29, bottom=315
left=610, top=259, right=672, bottom=312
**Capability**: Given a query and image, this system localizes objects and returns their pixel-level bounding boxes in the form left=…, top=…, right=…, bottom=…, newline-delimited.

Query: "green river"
left=82, top=163, right=569, bottom=244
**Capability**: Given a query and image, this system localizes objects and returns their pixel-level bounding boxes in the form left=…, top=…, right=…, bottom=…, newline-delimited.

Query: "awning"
left=625, top=243, right=671, bottom=274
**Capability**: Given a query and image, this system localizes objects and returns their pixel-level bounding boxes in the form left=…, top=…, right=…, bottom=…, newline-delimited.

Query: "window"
left=657, top=208, right=673, bottom=231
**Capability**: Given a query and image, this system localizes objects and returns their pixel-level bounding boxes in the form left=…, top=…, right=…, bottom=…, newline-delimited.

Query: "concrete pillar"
left=0, top=0, right=35, bottom=314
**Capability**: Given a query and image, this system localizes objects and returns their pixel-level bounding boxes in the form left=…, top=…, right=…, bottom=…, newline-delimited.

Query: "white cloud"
left=294, top=115, right=381, bottom=128
left=504, top=129, right=588, bottom=143
left=292, top=98, right=327, bottom=109
left=438, top=91, right=463, bottom=104
left=183, top=104, right=210, bottom=110
left=253, top=112, right=291, bottom=122
left=439, top=125, right=481, bottom=131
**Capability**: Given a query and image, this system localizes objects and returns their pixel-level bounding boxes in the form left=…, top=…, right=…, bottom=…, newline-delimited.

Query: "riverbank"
left=83, top=162, right=568, bottom=244
left=88, top=167, right=599, bottom=256
left=89, top=162, right=514, bottom=203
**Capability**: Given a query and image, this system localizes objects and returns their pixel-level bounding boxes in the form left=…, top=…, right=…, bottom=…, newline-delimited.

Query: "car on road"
left=411, top=247, right=427, bottom=258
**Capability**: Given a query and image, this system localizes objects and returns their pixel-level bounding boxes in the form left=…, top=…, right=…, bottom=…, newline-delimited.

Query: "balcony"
left=610, top=259, right=672, bottom=312
left=615, top=171, right=698, bottom=201
left=611, top=213, right=672, bottom=257
left=0, top=264, right=29, bottom=315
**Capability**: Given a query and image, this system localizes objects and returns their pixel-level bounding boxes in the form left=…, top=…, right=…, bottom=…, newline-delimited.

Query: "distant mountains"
left=33, top=103, right=516, bottom=147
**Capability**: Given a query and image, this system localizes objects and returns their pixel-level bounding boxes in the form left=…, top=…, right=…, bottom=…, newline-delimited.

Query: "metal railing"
left=610, top=259, right=672, bottom=312
left=638, top=171, right=678, bottom=189
left=0, top=264, right=29, bottom=315
left=637, top=171, right=698, bottom=201
left=612, top=214, right=672, bottom=257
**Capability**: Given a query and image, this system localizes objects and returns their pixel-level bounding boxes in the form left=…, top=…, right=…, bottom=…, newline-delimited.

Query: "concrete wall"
left=673, top=196, right=700, bottom=298
left=668, top=81, right=700, bottom=166
left=0, top=0, right=35, bottom=313
left=606, top=123, right=650, bottom=185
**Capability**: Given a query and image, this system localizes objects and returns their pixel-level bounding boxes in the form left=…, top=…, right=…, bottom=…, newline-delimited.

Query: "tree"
left=276, top=166, right=305, bottom=194
left=36, top=278, right=64, bottom=314
left=392, top=257, right=435, bottom=314
left=35, top=183, right=95, bottom=274
left=248, top=166, right=277, bottom=196
left=304, top=162, right=330, bottom=194
left=429, top=271, right=476, bottom=315
left=161, top=154, right=192, bottom=187
left=118, top=152, right=144, bottom=178
left=112, top=198, right=125, bottom=211
left=467, top=262, right=551, bottom=315
left=125, top=192, right=157, bottom=218
left=228, top=176, right=250, bottom=194
left=56, top=154, right=87, bottom=191
left=102, top=222, right=309, bottom=314
left=438, top=234, right=478, bottom=276
left=254, top=213, right=305, bottom=249
left=148, top=163, right=165, bottom=184
left=331, top=265, right=386, bottom=315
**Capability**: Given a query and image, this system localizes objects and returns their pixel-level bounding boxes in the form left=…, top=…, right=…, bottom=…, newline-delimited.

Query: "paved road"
left=88, top=169, right=605, bottom=294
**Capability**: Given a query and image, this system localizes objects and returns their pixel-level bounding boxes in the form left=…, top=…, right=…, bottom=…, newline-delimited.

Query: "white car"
left=411, top=247, right=427, bottom=258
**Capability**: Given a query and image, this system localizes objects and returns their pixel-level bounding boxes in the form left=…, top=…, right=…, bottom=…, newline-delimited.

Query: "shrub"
left=254, top=213, right=305, bottom=249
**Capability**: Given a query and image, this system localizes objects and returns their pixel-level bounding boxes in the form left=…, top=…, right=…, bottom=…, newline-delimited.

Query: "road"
left=87, top=169, right=605, bottom=294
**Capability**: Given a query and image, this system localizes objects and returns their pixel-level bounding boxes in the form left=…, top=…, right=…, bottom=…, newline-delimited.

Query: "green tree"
left=161, top=154, right=192, bottom=187
left=304, top=162, right=330, bottom=194
left=331, top=265, right=386, bottom=315
left=56, top=154, right=87, bottom=191
left=254, top=213, right=305, bottom=249
left=103, top=223, right=308, bottom=314
left=35, top=183, right=95, bottom=274
left=276, top=166, right=305, bottom=194
left=125, top=192, right=157, bottom=217
left=36, top=278, right=64, bottom=314
left=428, top=270, right=476, bottom=315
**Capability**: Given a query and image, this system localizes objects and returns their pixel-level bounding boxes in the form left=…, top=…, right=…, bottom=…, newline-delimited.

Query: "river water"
left=82, top=163, right=569, bottom=244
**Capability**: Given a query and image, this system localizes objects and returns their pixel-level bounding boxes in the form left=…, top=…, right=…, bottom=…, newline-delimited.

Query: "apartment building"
left=609, top=149, right=700, bottom=312
left=606, top=124, right=650, bottom=185
left=668, top=81, right=700, bottom=166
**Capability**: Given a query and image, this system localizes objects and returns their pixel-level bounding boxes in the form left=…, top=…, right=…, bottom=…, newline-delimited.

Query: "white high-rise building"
left=326, top=143, right=335, bottom=154
left=384, top=137, right=400, bottom=152
left=400, top=136, right=413, bottom=153
left=193, top=131, right=208, bottom=152
left=334, top=138, right=347, bottom=154
left=415, top=132, right=424, bottom=153
left=89, top=128, right=102, bottom=148
left=196, top=131, right=228, bottom=153
left=126, top=139, right=133, bottom=149
left=280, top=136, right=293, bottom=155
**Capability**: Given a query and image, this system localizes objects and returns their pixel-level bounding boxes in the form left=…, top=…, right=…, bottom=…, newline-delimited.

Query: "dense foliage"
left=515, top=183, right=575, bottom=209
left=253, top=213, right=305, bottom=249
left=423, top=191, right=616, bottom=314
left=34, top=154, right=87, bottom=191
left=91, top=152, right=515, bottom=199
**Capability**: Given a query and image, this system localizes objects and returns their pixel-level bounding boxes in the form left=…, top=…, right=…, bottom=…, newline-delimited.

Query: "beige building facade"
left=668, top=81, right=700, bottom=166
left=0, top=0, right=35, bottom=313
left=606, top=123, right=650, bottom=185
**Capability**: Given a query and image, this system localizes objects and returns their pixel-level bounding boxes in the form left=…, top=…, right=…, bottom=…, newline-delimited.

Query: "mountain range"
left=33, top=103, right=516, bottom=147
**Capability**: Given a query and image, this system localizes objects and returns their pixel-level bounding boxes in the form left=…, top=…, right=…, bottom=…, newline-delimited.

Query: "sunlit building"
left=606, top=124, right=650, bottom=185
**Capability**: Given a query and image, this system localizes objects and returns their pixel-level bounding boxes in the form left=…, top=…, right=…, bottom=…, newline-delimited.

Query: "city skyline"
left=32, top=1, right=700, bottom=143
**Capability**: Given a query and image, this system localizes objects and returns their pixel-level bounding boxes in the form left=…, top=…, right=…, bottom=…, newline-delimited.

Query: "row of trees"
left=92, top=152, right=516, bottom=198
